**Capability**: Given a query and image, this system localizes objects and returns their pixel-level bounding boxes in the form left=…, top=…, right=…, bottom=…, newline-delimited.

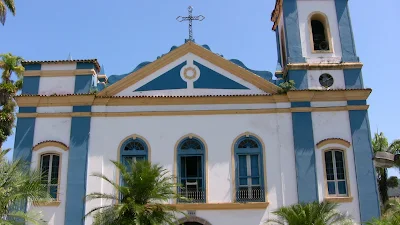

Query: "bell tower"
left=272, top=0, right=363, bottom=90
left=271, top=1, right=380, bottom=224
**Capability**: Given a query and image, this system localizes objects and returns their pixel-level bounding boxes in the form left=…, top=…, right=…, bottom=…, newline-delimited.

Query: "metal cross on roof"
left=176, top=6, right=205, bottom=41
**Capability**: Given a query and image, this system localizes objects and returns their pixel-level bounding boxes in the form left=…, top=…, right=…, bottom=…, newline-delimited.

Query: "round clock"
left=319, top=73, right=334, bottom=88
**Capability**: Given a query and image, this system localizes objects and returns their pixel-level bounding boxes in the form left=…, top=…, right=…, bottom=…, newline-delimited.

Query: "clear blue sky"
left=1, top=0, right=399, bottom=176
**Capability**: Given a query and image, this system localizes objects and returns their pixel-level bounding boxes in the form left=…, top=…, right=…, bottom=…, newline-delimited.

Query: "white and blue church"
left=13, top=0, right=380, bottom=224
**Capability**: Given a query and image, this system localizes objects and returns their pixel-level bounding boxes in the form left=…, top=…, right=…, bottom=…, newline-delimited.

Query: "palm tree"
left=372, top=132, right=400, bottom=205
left=85, top=160, right=184, bottom=225
left=0, top=53, right=24, bottom=148
left=0, top=148, right=51, bottom=224
left=266, top=201, right=353, bottom=225
left=0, top=0, right=16, bottom=25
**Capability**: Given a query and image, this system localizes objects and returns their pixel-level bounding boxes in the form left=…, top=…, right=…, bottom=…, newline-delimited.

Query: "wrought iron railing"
left=236, top=187, right=265, bottom=203
left=177, top=188, right=206, bottom=203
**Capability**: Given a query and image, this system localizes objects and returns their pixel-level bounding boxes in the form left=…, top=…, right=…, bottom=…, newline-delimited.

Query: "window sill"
left=311, top=50, right=333, bottom=54
left=324, top=197, right=353, bottom=203
left=33, top=201, right=61, bottom=207
left=169, top=202, right=269, bottom=210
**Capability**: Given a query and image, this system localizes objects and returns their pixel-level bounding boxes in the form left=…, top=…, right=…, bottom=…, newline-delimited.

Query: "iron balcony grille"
left=236, top=187, right=265, bottom=203
left=177, top=188, right=206, bottom=203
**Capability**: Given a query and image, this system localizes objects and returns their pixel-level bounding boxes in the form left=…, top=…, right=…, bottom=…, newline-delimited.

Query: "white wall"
left=85, top=113, right=297, bottom=225
left=38, top=76, right=75, bottom=95
left=297, top=0, right=343, bottom=62
left=29, top=117, right=72, bottom=225
left=41, top=63, right=76, bottom=71
left=307, top=69, right=345, bottom=90
left=311, top=111, right=360, bottom=224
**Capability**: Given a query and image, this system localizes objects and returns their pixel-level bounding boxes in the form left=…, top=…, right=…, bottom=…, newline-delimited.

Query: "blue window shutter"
left=251, top=155, right=260, bottom=185
left=239, top=155, right=248, bottom=185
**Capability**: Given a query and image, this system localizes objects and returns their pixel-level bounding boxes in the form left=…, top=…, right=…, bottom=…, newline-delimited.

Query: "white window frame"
left=325, top=150, right=348, bottom=197
left=40, top=153, right=60, bottom=200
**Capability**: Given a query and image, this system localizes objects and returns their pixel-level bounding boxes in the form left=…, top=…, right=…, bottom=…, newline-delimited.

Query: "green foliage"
left=0, top=53, right=24, bottom=148
left=387, top=176, right=399, bottom=188
left=0, top=0, right=16, bottom=25
left=85, top=160, right=184, bottom=225
left=372, top=132, right=400, bottom=204
left=266, top=201, right=353, bottom=225
left=0, top=148, right=52, bottom=224
left=89, top=87, right=98, bottom=94
left=368, top=200, right=400, bottom=225
left=278, top=80, right=296, bottom=94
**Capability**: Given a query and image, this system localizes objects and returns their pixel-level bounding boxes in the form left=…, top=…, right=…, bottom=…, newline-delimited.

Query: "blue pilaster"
left=12, top=118, right=36, bottom=162
left=75, top=63, right=95, bottom=94
left=344, top=69, right=364, bottom=89
left=275, top=29, right=282, bottom=68
left=282, top=0, right=305, bottom=63
left=22, top=63, right=41, bottom=95
left=335, top=0, right=359, bottom=62
left=291, top=102, right=318, bottom=203
left=288, top=70, right=308, bottom=89
left=64, top=115, right=91, bottom=225
left=348, top=109, right=380, bottom=223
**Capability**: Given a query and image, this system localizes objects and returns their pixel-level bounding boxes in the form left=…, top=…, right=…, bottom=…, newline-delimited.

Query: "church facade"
left=13, top=0, right=380, bottom=224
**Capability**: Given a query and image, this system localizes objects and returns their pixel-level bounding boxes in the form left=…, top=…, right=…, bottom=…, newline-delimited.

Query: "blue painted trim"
left=234, top=136, right=265, bottom=202
left=76, top=62, right=95, bottom=70
left=72, top=106, right=92, bottom=112
left=335, top=0, right=359, bottom=62
left=344, top=69, right=364, bottom=89
left=64, top=117, right=91, bottom=225
left=348, top=110, right=380, bottom=223
left=275, top=29, right=282, bottom=68
left=74, top=75, right=93, bottom=94
left=22, top=76, right=40, bottom=94
left=291, top=101, right=311, bottom=108
left=135, top=62, right=187, bottom=91
left=288, top=70, right=308, bottom=89
left=347, top=100, right=366, bottom=106
left=282, top=0, right=305, bottom=63
left=24, top=64, right=41, bottom=70
left=120, top=138, right=149, bottom=160
left=19, top=107, right=37, bottom=113
left=291, top=112, right=318, bottom=203
left=193, top=61, right=249, bottom=90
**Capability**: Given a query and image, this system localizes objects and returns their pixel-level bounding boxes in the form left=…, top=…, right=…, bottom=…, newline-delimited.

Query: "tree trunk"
left=378, top=168, right=389, bottom=205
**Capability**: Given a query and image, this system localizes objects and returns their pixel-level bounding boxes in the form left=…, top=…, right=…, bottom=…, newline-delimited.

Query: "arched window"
left=310, top=13, right=331, bottom=51
left=120, top=138, right=148, bottom=167
left=324, top=150, right=348, bottom=196
left=177, top=137, right=206, bottom=203
left=234, top=136, right=265, bottom=202
left=40, top=153, right=60, bottom=199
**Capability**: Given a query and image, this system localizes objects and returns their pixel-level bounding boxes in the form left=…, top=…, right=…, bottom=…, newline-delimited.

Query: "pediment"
left=98, top=42, right=280, bottom=97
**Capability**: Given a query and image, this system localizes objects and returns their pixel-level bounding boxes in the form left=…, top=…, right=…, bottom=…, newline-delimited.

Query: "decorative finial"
left=67, top=53, right=72, bottom=60
left=176, top=6, right=205, bottom=42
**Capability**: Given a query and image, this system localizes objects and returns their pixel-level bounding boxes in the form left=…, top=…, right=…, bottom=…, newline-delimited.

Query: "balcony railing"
left=177, top=188, right=206, bottom=203
left=236, top=187, right=265, bottom=203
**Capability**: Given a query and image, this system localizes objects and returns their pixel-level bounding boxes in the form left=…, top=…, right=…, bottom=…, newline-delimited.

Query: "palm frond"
left=0, top=2, right=6, bottom=25
left=3, top=0, right=15, bottom=15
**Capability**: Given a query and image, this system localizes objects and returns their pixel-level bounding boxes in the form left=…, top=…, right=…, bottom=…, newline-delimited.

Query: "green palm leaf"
left=266, top=201, right=353, bottom=225
left=86, top=160, right=185, bottom=225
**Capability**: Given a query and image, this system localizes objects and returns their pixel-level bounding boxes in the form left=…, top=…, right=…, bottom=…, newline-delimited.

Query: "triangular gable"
left=98, top=42, right=280, bottom=96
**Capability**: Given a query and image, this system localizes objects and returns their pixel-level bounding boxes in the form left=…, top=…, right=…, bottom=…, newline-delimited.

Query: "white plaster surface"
left=311, top=111, right=360, bottom=223
left=116, top=53, right=266, bottom=97
left=33, top=118, right=71, bottom=147
left=41, top=63, right=76, bottom=71
left=38, top=76, right=75, bottom=95
left=28, top=145, right=69, bottom=225
left=307, top=70, right=346, bottom=89
left=37, top=106, right=73, bottom=113
left=85, top=113, right=297, bottom=224
left=297, top=0, right=343, bottom=62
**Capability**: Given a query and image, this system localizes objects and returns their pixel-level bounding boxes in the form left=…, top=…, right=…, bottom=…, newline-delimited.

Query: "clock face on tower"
left=319, top=73, right=334, bottom=88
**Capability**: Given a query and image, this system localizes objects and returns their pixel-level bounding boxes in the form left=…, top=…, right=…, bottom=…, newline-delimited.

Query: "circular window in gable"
left=319, top=73, right=334, bottom=88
